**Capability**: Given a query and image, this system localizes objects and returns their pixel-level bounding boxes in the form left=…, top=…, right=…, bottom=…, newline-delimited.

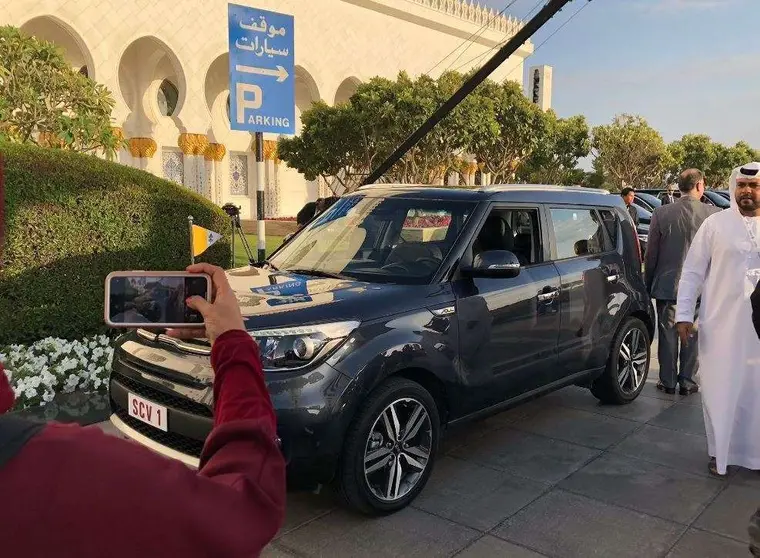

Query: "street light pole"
left=362, top=0, right=585, bottom=186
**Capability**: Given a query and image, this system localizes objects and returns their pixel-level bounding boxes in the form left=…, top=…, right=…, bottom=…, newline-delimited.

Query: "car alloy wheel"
left=617, top=328, right=647, bottom=394
left=363, top=397, right=432, bottom=502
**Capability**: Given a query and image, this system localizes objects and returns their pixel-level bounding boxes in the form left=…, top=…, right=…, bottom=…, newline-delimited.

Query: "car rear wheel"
left=339, top=377, right=440, bottom=515
left=591, top=317, right=650, bottom=405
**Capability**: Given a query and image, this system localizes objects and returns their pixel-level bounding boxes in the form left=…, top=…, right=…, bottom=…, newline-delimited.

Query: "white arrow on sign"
left=235, top=64, right=289, bottom=82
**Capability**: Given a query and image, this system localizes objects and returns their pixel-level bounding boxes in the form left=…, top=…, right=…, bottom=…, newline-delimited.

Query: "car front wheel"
left=591, top=317, right=651, bottom=404
left=339, top=377, right=440, bottom=515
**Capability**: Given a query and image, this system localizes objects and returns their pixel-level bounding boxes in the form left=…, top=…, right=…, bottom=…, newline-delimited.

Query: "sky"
left=479, top=0, right=760, bottom=149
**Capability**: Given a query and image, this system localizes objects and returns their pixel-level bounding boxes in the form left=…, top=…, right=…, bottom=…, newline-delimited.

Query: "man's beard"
left=739, top=197, right=759, bottom=212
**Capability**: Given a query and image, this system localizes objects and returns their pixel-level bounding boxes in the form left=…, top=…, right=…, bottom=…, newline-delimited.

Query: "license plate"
left=128, top=393, right=168, bottom=432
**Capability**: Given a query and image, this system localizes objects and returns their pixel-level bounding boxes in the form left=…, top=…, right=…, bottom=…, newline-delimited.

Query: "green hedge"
left=0, top=143, right=231, bottom=344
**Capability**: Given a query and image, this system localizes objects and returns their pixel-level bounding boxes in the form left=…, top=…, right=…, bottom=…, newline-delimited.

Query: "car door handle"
left=606, top=274, right=620, bottom=283
left=537, top=289, right=559, bottom=302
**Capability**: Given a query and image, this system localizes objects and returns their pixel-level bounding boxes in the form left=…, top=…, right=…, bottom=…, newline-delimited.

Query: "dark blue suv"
left=108, top=185, right=655, bottom=514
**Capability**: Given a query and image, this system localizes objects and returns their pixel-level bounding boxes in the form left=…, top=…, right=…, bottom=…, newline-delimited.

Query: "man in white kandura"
left=676, top=161, right=760, bottom=477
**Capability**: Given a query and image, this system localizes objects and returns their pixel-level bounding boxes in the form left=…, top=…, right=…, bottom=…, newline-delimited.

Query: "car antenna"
left=361, top=0, right=590, bottom=186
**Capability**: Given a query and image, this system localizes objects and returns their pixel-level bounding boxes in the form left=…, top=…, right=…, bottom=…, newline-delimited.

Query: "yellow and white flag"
left=192, top=224, right=222, bottom=257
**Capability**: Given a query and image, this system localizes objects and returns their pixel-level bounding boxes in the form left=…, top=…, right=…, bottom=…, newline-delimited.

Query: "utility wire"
left=454, top=0, right=591, bottom=79
left=452, top=0, right=545, bottom=73
left=440, top=0, right=521, bottom=75
left=425, top=0, right=520, bottom=76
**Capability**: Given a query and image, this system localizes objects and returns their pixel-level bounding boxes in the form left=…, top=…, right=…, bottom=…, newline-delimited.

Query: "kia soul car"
left=108, top=185, right=655, bottom=515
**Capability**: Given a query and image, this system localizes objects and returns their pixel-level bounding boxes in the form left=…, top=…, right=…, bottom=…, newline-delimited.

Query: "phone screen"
left=108, top=275, right=208, bottom=325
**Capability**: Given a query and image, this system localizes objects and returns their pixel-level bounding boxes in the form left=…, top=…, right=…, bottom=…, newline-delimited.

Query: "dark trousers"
left=656, top=300, right=699, bottom=389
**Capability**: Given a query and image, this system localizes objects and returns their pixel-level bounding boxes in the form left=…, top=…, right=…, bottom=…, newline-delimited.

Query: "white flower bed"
left=0, top=335, right=115, bottom=409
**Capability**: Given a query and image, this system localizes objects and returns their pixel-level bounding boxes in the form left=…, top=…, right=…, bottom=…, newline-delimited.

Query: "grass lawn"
left=231, top=234, right=284, bottom=268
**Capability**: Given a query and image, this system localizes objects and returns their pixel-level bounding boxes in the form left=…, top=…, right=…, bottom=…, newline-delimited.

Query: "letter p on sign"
left=236, top=83, right=263, bottom=124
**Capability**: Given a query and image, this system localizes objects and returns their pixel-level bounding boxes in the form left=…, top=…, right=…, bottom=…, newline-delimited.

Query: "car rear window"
left=550, top=208, right=606, bottom=260
left=597, top=209, right=619, bottom=251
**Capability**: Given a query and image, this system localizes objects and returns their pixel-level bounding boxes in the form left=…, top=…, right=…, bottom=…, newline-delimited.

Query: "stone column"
left=178, top=133, right=210, bottom=194
left=204, top=143, right=227, bottom=204
left=128, top=138, right=158, bottom=172
left=263, top=139, right=281, bottom=218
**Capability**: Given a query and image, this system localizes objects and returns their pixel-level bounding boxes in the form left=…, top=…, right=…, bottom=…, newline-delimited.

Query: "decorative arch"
left=334, top=76, right=362, bottom=105
left=20, top=15, right=96, bottom=80
left=117, top=35, right=188, bottom=132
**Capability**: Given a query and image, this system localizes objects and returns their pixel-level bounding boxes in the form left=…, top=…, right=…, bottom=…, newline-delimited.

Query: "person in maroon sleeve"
left=0, top=263, right=286, bottom=558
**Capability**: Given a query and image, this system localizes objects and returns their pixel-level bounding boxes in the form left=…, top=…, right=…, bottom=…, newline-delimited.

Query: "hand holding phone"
left=166, top=264, right=246, bottom=344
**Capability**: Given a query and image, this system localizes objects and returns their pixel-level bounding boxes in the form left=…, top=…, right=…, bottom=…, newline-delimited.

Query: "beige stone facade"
left=3, top=0, right=534, bottom=218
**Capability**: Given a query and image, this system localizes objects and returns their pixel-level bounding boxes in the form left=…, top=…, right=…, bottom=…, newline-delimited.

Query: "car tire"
left=591, top=317, right=650, bottom=405
left=338, top=377, right=440, bottom=515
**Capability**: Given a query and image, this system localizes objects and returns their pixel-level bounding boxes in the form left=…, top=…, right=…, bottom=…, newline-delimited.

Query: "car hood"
left=226, top=266, right=447, bottom=330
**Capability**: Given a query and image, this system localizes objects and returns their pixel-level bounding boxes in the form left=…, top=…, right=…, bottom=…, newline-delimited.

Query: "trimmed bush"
left=0, top=143, right=231, bottom=344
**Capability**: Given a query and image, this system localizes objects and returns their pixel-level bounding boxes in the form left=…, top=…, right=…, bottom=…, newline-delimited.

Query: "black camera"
left=222, top=203, right=241, bottom=218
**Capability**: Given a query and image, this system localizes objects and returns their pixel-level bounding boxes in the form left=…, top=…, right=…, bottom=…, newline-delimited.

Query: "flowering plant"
left=0, top=335, right=115, bottom=409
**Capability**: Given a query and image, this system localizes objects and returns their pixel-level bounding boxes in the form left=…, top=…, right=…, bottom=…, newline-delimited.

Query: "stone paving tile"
left=731, top=467, right=760, bottom=489
left=542, top=385, right=676, bottom=423
left=277, top=490, right=338, bottom=537
left=494, top=490, right=684, bottom=558
left=611, top=424, right=714, bottom=478
left=666, top=529, right=749, bottom=558
left=449, top=427, right=601, bottom=484
left=694, top=484, right=760, bottom=543
left=559, top=453, right=724, bottom=524
left=261, top=543, right=298, bottom=557
left=478, top=397, right=550, bottom=430
left=414, top=456, right=549, bottom=531
left=509, top=406, right=640, bottom=450
left=456, top=535, right=548, bottom=557
left=277, top=506, right=479, bottom=558
left=441, top=419, right=496, bottom=455
left=648, top=401, right=706, bottom=437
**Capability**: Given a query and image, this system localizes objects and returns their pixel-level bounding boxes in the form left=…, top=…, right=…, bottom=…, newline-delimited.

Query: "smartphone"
left=104, top=271, right=211, bottom=328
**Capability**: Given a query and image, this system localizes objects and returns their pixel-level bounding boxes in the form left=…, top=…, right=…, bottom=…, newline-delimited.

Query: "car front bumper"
left=108, top=334, right=356, bottom=487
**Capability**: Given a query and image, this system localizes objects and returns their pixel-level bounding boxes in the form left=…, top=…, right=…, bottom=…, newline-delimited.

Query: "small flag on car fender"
left=192, top=224, right=222, bottom=257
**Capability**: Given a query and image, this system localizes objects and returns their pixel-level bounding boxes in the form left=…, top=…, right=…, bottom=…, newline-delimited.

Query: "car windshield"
left=269, top=195, right=476, bottom=284
left=704, top=191, right=730, bottom=208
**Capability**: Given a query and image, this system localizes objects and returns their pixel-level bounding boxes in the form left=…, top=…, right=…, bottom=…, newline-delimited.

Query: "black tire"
left=591, top=317, right=651, bottom=405
left=339, top=377, right=441, bottom=515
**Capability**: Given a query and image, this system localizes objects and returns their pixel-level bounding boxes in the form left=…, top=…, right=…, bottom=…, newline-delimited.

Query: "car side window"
left=597, top=209, right=619, bottom=251
left=472, top=208, right=542, bottom=266
left=550, top=208, right=605, bottom=260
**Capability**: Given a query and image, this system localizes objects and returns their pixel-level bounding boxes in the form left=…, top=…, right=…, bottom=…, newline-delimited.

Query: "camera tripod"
left=222, top=203, right=257, bottom=267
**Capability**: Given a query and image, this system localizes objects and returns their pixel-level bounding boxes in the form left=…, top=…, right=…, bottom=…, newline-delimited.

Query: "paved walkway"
left=100, top=357, right=757, bottom=558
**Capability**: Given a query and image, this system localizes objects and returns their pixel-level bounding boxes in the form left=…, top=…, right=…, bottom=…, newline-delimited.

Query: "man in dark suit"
left=645, top=169, right=720, bottom=395
left=621, top=187, right=639, bottom=227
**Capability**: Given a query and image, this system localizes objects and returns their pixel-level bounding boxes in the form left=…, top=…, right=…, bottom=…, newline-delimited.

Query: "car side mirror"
left=463, top=250, right=521, bottom=279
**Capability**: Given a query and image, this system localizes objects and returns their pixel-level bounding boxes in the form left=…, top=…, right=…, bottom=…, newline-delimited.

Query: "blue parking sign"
left=228, top=4, right=295, bottom=135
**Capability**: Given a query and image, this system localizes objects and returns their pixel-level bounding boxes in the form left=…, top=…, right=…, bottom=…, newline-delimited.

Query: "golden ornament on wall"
left=204, top=143, right=227, bottom=162
left=128, top=137, right=158, bottom=158
left=178, top=133, right=210, bottom=156
left=263, top=140, right=280, bottom=163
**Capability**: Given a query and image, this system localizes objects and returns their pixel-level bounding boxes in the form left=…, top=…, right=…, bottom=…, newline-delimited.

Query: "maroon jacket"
left=0, top=330, right=286, bottom=557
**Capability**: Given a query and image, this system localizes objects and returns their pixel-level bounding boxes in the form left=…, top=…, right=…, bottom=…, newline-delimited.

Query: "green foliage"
left=0, top=25, right=123, bottom=158
left=0, top=142, right=231, bottom=344
left=517, top=111, right=591, bottom=185
left=668, top=134, right=758, bottom=189
left=591, top=114, right=672, bottom=191
left=278, top=72, right=544, bottom=190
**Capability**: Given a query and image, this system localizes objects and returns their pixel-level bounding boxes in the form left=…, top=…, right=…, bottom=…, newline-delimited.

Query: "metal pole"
left=188, top=215, right=195, bottom=265
left=0, top=152, right=5, bottom=272
left=255, top=132, right=266, bottom=263
left=362, top=0, right=580, bottom=186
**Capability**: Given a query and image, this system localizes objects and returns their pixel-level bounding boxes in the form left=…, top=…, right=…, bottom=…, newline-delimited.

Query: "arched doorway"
left=334, top=76, right=362, bottom=105
left=20, top=16, right=95, bottom=79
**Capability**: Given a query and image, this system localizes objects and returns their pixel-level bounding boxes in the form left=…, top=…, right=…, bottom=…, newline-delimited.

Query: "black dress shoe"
left=679, top=381, right=700, bottom=396
left=656, top=382, right=676, bottom=395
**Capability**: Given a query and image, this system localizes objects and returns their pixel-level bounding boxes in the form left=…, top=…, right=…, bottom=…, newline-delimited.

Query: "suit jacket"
left=645, top=196, right=720, bottom=300
left=627, top=204, right=639, bottom=227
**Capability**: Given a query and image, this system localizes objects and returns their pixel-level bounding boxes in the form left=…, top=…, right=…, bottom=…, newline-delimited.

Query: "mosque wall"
left=3, top=0, right=533, bottom=219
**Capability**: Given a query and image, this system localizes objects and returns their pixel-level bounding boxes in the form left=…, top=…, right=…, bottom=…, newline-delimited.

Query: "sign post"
left=228, top=4, right=295, bottom=263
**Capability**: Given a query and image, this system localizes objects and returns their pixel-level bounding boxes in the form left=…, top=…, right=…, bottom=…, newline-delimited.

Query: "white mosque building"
left=3, top=0, right=550, bottom=219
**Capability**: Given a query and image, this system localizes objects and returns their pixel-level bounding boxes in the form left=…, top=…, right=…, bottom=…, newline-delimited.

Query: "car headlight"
left=249, top=321, right=360, bottom=371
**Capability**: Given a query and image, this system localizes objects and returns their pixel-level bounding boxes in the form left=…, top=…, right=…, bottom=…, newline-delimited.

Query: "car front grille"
left=112, top=405, right=206, bottom=458
left=112, top=369, right=213, bottom=418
